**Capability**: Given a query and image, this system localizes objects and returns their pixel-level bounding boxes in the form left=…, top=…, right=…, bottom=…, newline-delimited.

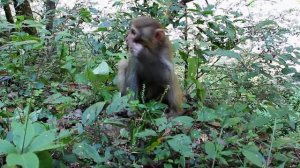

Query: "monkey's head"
left=126, top=16, right=168, bottom=56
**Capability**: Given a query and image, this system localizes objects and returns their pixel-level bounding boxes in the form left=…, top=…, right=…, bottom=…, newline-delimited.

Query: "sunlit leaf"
left=93, top=61, right=110, bottom=75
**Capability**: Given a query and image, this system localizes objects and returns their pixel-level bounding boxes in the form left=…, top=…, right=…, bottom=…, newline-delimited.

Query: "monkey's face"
left=126, top=26, right=165, bottom=57
left=126, top=27, right=144, bottom=56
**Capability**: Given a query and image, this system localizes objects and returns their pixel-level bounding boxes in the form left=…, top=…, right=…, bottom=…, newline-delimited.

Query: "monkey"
left=117, top=16, right=183, bottom=117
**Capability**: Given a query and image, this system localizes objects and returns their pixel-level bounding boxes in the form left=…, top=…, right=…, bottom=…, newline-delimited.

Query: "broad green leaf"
left=242, top=146, right=266, bottom=167
left=167, top=134, right=193, bottom=157
left=220, top=150, right=233, bottom=156
left=106, top=94, right=128, bottom=114
left=164, top=164, right=173, bottom=168
left=93, top=61, right=110, bottom=75
left=22, top=20, right=43, bottom=28
left=27, top=130, right=56, bottom=152
left=55, top=31, right=72, bottom=41
left=0, top=140, right=17, bottom=154
left=222, top=117, right=242, bottom=128
left=82, top=102, right=105, bottom=125
left=273, top=137, right=296, bottom=148
left=73, top=142, right=111, bottom=163
left=190, top=129, right=201, bottom=139
left=7, top=152, right=39, bottom=168
left=103, top=119, right=127, bottom=127
left=196, top=108, right=218, bottom=122
left=172, top=116, right=194, bottom=128
left=58, top=129, right=72, bottom=139
left=32, top=122, right=46, bottom=135
left=205, top=141, right=216, bottom=158
left=99, top=21, right=111, bottom=27
left=255, top=20, right=277, bottom=28
left=43, top=93, right=73, bottom=104
left=37, top=151, right=53, bottom=168
left=155, top=117, right=169, bottom=132
left=136, top=129, right=158, bottom=140
left=207, top=49, right=242, bottom=61
left=12, top=121, right=35, bottom=151
left=73, top=142, right=101, bottom=163
left=248, top=116, right=270, bottom=128
left=281, top=67, right=296, bottom=74
left=234, top=102, right=247, bottom=112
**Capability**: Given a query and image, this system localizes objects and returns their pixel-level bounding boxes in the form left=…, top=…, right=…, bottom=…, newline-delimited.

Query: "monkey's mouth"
left=129, top=42, right=143, bottom=55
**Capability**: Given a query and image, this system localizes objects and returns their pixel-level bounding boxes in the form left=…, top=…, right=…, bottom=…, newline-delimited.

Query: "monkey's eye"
left=131, top=29, right=136, bottom=35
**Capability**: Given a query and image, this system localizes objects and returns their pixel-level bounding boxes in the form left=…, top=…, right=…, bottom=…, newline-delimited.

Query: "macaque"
left=117, top=16, right=183, bottom=116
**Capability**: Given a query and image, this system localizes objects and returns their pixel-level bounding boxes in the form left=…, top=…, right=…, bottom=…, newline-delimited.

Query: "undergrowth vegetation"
left=0, top=0, right=300, bottom=167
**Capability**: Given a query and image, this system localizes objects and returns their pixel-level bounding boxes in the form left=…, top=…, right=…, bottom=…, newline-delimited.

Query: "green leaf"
left=205, top=141, right=216, bottom=158
left=255, top=20, right=277, bottom=28
left=79, top=8, right=92, bottom=22
left=172, top=116, right=194, bottom=128
left=248, top=116, right=270, bottom=128
left=93, top=61, right=110, bottom=75
left=106, top=94, right=128, bottom=114
left=273, top=137, right=296, bottom=148
left=7, top=152, right=39, bottom=168
left=136, top=129, right=158, bottom=140
left=196, top=108, right=218, bottom=122
left=222, top=117, right=242, bottom=128
left=155, top=117, right=169, bottom=132
left=281, top=67, right=296, bottom=74
left=27, top=130, right=57, bottom=152
left=82, top=102, right=105, bottom=125
left=22, top=20, right=43, bottom=28
left=234, top=102, right=247, bottom=112
left=164, top=164, right=173, bottom=168
left=43, top=93, right=73, bottom=104
left=0, top=101, right=4, bottom=108
left=103, top=119, right=127, bottom=127
left=242, top=146, right=266, bottom=167
left=220, top=150, right=233, bottom=156
left=55, top=31, right=72, bottom=41
left=0, top=140, right=17, bottom=155
left=167, top=134, right=193, bottom=157
left=73, top=142, right=111, bottom=163
left=187, top=57, right=198, bottom=78
left=207, top=49, right=242, bottom=61
left=37, top=151, right=53, bottom=168
left=12, top=121, right=35, bottom=151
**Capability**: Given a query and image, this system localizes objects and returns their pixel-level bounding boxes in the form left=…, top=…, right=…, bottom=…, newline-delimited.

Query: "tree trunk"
left=44, top=0, right=56, bottom=33
left=3, top=4, right=14, bottom=24
left=13, top=0, right=37, bottom=35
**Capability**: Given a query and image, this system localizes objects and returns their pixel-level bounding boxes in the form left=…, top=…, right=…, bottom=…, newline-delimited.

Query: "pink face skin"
left=126, top=28, right=143, bottom=56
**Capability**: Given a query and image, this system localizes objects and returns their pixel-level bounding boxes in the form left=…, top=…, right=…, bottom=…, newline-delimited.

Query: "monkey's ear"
left=154, top=29, right=165, bottom=41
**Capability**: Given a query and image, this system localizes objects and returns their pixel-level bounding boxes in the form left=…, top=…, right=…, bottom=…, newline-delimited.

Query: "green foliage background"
left=0, top=0, right=300, bottom=167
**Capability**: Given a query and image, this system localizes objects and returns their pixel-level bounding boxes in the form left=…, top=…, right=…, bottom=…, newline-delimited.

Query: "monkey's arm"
left=125, top=60, right=140, bottom=99
left=117, top=59, right=129, bottom=95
